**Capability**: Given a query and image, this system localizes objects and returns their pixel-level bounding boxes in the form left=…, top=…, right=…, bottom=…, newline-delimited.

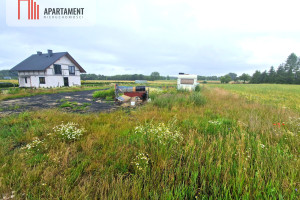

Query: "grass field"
left=0, top=79, right=18, bottom=84
left=209, top=84, right=300, bottom=112
left=0, top=84, right=299, bottom=199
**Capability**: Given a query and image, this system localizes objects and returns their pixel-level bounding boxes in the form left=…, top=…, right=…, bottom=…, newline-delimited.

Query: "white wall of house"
left=18, top=56, right=82, bottom=88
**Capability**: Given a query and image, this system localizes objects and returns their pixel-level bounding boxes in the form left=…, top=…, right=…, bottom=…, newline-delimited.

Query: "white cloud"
left=239, top=36, right=300, bottom=66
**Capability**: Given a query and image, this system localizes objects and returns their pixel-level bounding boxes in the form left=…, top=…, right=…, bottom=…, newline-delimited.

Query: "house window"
left=39, top=77, right=45, bottom=84
left=69, top=66, right=75, bottom=75
left=25, top=77, right=27, bottom=84
left=180, top=79, right=194, bottom=85
left=54, top=64, right=62, bottom=75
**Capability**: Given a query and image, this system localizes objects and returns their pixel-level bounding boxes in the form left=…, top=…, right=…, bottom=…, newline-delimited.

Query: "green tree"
left=239, top=73, right=251, bottom=83
left=150, top=72, right=160, bottom=81
left=276, top=65, right=286, bottom=83
left=268, top=66, right=276, bottom=83
left=285, top=53, right=298, bottom=71
left=227, top=73, right=238, bottom=81
left=220, top=75, right=232, bottom=83
left=250, top=70, right=261, bottom=83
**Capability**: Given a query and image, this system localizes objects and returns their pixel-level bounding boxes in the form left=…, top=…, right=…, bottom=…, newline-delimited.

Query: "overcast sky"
left=1, top=0, right=300, bottom=76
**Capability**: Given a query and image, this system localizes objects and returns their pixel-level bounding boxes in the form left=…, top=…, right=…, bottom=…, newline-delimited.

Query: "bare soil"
left=0, top=90, right=117, bottom=117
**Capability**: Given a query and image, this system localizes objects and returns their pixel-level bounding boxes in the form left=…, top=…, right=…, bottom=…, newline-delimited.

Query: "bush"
left=195, top=85, right=201, bottom=92
left=93, top=89, right=115, bottom=99
left=0, top=82, right=18, bottom=88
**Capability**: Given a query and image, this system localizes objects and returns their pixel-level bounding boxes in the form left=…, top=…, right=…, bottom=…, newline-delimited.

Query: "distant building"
left=3, top=77, right=11, bottom=80
left=11, top=50, right=86, bottom=88
left=177, top=73, right=198, bottom=91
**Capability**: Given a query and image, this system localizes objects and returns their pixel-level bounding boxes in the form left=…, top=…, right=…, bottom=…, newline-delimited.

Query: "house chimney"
left=48, top=49, right=53, bottom=57
left=37, top=51, right=42, bottom=55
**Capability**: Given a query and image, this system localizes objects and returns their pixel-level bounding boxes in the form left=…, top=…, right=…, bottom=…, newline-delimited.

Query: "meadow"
left=0, top=80, right=18, bottom=85
left=210, top=84, right=300, bottom=112
left=0, top=84, right=299, bottom=199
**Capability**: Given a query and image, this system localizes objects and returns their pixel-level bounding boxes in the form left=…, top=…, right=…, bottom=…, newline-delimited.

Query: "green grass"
left=0, top=86, right=299, bottom=199
left=93, top=88, right=115, bottom=99
left=209, top=84, right=300, bottom=112
left=59, top=100, right=91, bottom=111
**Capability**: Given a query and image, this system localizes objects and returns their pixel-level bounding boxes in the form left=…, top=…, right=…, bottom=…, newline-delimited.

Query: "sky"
left=1, top=0, right=300, bottom=76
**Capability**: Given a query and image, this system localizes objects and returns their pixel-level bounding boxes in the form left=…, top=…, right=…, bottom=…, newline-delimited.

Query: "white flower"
left=53, top=122, right=85, bottom=141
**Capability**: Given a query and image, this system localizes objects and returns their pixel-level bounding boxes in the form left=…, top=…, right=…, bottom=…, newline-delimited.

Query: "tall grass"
left=0, top=86, right=299, bottom=199
left=92, top=88, right=115, bottom=99
left=151, top=89, right=206, bottom=109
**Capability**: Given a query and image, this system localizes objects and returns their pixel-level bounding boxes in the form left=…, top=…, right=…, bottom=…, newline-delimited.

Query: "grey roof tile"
left=11, top=52, right=86, bottom=73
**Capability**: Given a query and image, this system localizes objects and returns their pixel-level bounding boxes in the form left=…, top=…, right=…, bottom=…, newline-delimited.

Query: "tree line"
left=250, top=53, right=300, bottom=84
left=80, top=72, right=177, bottom=81
left=0, top=70, right=18, bottom=79
left=219, top=53, right=300, bottom=84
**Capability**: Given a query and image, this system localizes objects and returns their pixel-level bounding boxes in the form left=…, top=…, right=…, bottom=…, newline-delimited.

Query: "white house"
left=11, top=50, right=86, bottom=88
left=177, top=73, right=198, bottom=91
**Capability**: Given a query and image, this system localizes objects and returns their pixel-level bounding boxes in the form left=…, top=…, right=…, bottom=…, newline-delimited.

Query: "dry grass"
left=0, top=79, right=18, bottom=84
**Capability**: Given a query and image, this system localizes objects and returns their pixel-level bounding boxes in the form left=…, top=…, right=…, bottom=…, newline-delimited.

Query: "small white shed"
left=177, top=73, right=198, bottom=91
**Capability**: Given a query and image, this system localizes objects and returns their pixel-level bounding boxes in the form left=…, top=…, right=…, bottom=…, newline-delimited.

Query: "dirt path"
left=0, top=90, right=117, bottom=117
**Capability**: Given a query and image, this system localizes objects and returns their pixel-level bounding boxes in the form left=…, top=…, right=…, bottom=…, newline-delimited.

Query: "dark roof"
left=10, top=52, right=86, bottom=73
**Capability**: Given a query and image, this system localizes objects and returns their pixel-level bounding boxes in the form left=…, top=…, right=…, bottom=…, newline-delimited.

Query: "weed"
left=52, top=122, right=86, bottom=142
left=93, top=89, right=115, bottom=99
left=59, top=101, right=91, bottom=111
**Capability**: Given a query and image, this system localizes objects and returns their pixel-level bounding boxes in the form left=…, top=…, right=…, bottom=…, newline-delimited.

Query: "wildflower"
left=134, top=120, right=183, bottom=145
left=260, top=144, right=265, bottom=149
left=23, top=138, right=43, bottom=152
left=53, top=122, right=85, bottom=142
left=208, top=120, right=222, bottom=126
left=131, top=152, right=150, bottom=172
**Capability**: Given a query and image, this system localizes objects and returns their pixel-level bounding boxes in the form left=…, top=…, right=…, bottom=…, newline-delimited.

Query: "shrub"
left=93, top=89, right=115, bottom=99
left=195, top=85, right=201, bottom=92
left=0, top=82, right=18, bottom=88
